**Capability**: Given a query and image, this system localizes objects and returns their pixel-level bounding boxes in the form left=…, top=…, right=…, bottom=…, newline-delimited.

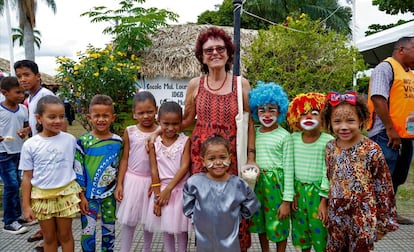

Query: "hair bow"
left=327, top=91, right=357, bottom=106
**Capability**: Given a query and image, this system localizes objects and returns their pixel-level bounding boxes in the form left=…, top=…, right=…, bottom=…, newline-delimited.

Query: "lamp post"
left=233, top=0, right=242, bottom=76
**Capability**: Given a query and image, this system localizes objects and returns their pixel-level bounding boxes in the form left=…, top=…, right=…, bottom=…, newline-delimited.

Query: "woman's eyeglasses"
left=203, top=46, right=226, bottom=55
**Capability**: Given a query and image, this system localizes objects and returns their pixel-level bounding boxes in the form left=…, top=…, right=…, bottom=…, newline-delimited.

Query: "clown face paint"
left=259, top=115, right=277, bottom=128
left=299, top=110, right=321, bottom=131
left=258, top=104, right=279, bottom=128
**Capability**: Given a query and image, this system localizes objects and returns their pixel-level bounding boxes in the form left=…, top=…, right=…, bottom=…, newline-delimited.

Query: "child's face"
left=2, top=86, right=25, bottom=105
left=257, top=104, right=279, bottom=129
left=134, top=100, right=157, bottom=129
left=158, top=112, right=181, bottom=139
left=87, top=104, right=116, bottom=135
left=36, top=104, right=65, bottom=137
left=299, top=110, right=321, bottom=131
left=330, top=104, right=361, bottom=145
left=202, top=143, right=231, bottom=179
left=15, top=67, right=41, bottom=93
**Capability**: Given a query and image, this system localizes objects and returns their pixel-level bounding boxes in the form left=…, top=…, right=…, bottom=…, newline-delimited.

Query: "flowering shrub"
left=55, top=44, right=140, bottom=134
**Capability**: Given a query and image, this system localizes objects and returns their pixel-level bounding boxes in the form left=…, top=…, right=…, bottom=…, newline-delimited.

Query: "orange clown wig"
left=287, top=93, right=326, bottom=131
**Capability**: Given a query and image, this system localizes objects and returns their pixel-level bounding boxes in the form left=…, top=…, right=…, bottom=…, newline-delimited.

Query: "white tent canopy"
left=355, top=21, right=414, bottom=67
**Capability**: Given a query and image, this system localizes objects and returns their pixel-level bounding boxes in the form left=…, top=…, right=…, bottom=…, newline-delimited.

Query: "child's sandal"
left=27, top=230, right=43, bottom=242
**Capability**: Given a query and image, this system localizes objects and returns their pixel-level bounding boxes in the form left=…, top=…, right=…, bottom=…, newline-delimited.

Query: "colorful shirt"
left=74, top=132, right=123, bottom=199
left=255, top=126, right=294, bottom=201
left=291, top=131, right=333, bottom=198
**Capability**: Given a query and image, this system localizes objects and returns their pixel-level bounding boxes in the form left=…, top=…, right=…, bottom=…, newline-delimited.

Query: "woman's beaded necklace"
left=206, top=72, right=227, bottom=91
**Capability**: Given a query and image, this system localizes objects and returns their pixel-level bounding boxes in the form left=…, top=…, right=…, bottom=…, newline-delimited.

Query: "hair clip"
left=327, top=91, right=357, bottom=106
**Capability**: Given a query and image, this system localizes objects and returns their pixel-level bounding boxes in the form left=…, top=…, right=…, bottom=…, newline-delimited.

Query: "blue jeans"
left=370, top=130, right=413, bottom=193
left=0, top=153, right=22, bottom=225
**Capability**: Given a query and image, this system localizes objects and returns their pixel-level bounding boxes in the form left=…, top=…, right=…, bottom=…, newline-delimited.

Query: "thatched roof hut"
left=0, top=57, right=57, bottom=86
left=140, top=24, right=258, bottom=79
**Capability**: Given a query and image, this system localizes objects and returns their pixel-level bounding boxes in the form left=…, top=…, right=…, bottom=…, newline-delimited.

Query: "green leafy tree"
left=365, top=19, right=412, bottom=36
left=81, top=0, right=178, bottom=53
left=56, top=0, right=178, bottom=134
left=198, top=0, right=351, bottom=34
left=12, top=27, right=41, bottom=49
left=244, top=13, right=366, bottom=98
left=372, top=0, right=414, bottom=14
left=55, top=44, right=141, bottom=134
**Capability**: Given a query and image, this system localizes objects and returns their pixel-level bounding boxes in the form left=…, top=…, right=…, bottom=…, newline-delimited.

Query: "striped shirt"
left=255, top=126, right=294, bottom=202
left=291, top=132, right=334, bottom=198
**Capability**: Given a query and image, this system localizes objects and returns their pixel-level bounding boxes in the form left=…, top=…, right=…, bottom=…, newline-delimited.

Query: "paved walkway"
left=1, top=216, right=414, bottom=251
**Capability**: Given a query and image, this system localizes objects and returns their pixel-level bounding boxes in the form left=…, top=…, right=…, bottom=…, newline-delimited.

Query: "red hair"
left=195, top=27, right=235, bottom=74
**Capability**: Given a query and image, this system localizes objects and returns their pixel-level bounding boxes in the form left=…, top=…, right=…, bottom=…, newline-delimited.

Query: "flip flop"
left=33, top=242, right=44, bottom=252
left=28, top=230, right=43, bottom=242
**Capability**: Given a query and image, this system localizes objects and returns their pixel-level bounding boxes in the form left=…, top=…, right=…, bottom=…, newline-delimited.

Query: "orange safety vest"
left=367, top=57, right=414, bottom=138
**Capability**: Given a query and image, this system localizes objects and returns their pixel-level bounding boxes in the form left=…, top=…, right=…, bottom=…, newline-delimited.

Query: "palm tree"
left=199, top=0, right=352, bottom=34
left=18, top=0, right=56, bottom=60
left=0, top=0, right=56, bottom=61
left=244, top=0, right=352, bottom=34
left=12, top=27, right=41, bottom=49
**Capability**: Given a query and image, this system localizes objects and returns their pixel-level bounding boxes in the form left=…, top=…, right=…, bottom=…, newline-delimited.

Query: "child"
left=0, top=77, right=30, bottom=234
left=321, top=91, right=399, bottom=251
left=183, top=134, right=260, bottom=251
left=74, top=94, right=123, bottom=251
left=146, top=101, right=191, bottom=252
left=248, top=82, right=294, bottom=252
left=19, top=95, right=84, bottom=251
left=14, top=60, right=55, bottom=135
left=286, top=93, right=333, bottom=252
left=115, top=91, right=159, bottom=252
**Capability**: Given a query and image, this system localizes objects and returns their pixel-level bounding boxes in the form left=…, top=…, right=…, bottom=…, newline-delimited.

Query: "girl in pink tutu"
left=146, top=101, right=191, bottom=252
left=115, top=91, right=159, bottom=252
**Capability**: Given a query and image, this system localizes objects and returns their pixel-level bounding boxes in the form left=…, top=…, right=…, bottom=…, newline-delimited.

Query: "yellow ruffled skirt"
left=31, top=180, right=82, bottom=220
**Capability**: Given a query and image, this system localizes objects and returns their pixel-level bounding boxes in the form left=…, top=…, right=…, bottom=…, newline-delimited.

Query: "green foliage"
left=11, top=27, right=41, bottom=49
left=81, top=0, right=178, bottom=52
left=365, top=19, right=412, bottom=36
left=356, top=76, right=370, bottom=94
left=244, top=14, right=367, bottom=98
left=197, top=0, right=351, bottom=34
left=55, top=44, right=141, bottom=135
left=373, top=0, right=414, bottom=14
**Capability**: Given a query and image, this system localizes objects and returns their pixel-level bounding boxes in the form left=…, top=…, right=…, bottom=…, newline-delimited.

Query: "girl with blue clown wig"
left=248, top=81, right=294, bottom=252
left=248, top=81, right=289, bottom=125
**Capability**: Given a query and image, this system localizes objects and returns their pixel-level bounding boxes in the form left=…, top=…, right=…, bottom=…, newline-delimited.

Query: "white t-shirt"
left=0, top=103, right=29, bottom=154
left=28, top=87, right=55, bottom=135
left=19, top=132, right=77, bottom=189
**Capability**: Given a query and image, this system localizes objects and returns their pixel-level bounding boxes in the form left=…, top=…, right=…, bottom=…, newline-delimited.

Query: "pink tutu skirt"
left=145, top=184, right=191, bottom=234
left=116, top=171, right=152, bottom=226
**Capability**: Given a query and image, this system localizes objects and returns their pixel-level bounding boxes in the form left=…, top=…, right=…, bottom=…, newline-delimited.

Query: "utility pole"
left=233, top=0, right=242, bottom=76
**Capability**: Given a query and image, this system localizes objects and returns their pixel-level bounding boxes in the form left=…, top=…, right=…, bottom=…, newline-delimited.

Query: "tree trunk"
left=24, top=20, right=35, bottom=61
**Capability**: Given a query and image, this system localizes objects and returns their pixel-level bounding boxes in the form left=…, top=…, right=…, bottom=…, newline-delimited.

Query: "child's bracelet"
left=151, top=183, right=161, bottom=187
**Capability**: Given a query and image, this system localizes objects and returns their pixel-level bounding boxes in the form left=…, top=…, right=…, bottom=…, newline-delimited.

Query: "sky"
left=0, top=0, right=413, bottom=76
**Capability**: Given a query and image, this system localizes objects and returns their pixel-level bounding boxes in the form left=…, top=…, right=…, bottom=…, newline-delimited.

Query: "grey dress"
left=183, top=173, right=260, bottom=252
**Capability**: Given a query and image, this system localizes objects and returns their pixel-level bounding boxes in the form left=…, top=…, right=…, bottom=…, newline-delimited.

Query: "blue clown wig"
left=248, top=81, right=289, bottom=123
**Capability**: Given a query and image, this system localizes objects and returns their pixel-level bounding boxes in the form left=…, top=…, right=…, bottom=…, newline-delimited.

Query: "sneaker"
left=18, top=217, right=38, bottom=226
left=3, top=221, right=29, bottom=234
